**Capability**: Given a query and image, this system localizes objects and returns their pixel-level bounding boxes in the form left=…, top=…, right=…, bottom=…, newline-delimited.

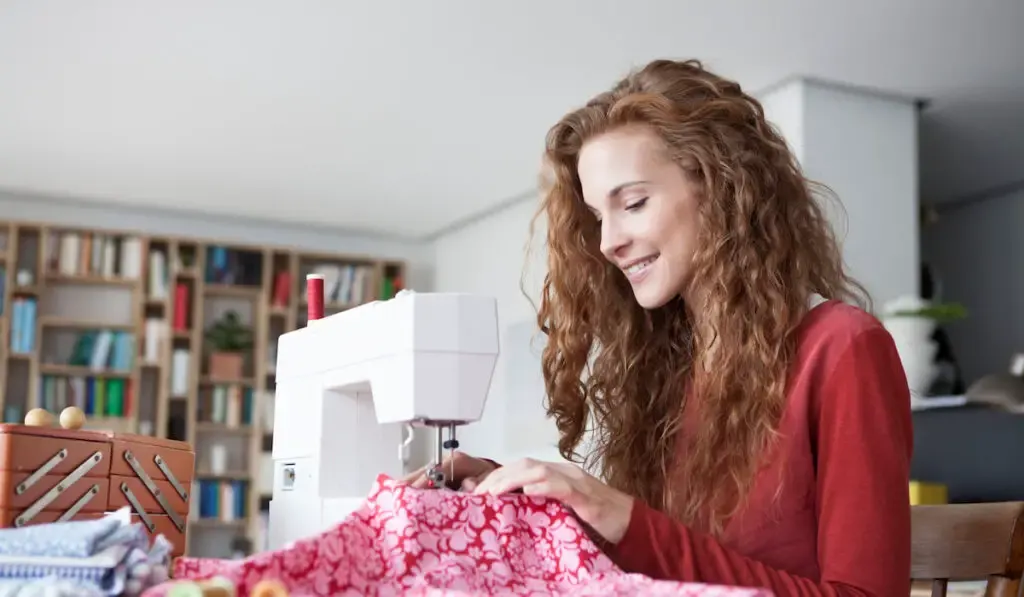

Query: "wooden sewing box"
left=0, top=421, right=195, bottom=557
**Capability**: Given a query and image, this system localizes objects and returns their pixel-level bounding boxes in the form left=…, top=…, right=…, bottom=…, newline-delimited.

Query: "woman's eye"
left=625, top=198, right=648, bottom=211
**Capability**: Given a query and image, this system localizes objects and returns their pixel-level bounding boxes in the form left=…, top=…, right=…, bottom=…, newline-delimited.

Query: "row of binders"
left=193, top=479, right=248, bottom=522
left=8, top=297, right=36, bottom=353
left=39, top=375, right=133, bottom=417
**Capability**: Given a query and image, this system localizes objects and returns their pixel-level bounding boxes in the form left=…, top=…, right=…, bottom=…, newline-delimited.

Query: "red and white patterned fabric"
left=143, top=475, right=770, bottom=596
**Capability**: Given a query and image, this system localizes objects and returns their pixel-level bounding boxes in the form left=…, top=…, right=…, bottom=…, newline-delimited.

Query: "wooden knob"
left=24, top=408, right=53, bottom=427
left=59, top=406, right=86, bottom=430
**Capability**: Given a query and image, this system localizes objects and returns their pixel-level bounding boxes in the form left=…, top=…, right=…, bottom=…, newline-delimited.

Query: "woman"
left=406, top=59, right=912, bottom=596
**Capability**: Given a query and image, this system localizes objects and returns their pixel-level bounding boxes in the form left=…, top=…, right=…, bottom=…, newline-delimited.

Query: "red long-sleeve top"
left=605, top=300, right=913, bottom=596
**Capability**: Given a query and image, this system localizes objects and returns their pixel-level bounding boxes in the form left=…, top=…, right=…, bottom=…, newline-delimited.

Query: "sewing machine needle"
left=434, top=426, right=444, bottom=486
left=448, top=423, right=457, bottom=483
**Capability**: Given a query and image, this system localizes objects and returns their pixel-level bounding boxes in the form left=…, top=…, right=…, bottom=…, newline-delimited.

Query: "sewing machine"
left=268, top=286, right=500, bottom=549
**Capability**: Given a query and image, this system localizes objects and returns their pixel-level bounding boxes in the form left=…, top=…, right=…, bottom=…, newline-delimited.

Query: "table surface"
left=910, top=580, right=986, bottom=596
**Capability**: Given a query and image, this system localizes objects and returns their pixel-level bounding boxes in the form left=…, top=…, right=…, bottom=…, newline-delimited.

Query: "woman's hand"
left=472, top=458, right=634, bottom=544
left=402, top=451, right=498, bottom=490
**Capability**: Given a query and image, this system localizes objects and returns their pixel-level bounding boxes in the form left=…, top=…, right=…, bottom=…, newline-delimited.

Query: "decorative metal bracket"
left=16, top=450, right=103, bottom=527
left=124, top=448, right=188, bottom=532
left=123, top=450, right=186, bottom=533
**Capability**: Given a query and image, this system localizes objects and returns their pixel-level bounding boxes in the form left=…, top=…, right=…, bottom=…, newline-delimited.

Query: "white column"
left=760, top=77, right=920, bottom=308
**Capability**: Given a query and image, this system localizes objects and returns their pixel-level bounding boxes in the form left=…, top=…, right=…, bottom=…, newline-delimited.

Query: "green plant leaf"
left=205, top=310, right=254, bottom=352
left=890, top=302, right=968, bottom=323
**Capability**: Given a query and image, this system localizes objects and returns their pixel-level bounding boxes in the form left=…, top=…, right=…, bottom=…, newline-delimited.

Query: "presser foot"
left=424, top=466, right=461, bottom=491
left=419, top=422, right=463, bottom=490
left=425, top=466, right=445, bottom=489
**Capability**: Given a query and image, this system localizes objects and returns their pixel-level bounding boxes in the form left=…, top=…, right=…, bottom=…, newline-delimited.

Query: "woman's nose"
left=600, top=219, right=629, bottom=260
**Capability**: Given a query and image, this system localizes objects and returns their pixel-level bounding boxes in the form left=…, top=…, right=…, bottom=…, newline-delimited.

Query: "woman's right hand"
left=402, top=451, right=499, bottom=491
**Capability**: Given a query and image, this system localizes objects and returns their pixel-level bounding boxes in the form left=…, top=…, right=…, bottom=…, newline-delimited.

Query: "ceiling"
left=0, top=1, right=1022, bottom=239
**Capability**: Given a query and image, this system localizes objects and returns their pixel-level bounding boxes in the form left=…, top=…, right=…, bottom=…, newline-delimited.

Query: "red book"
left=273, top=271, right=291, bottom=307
left=173, top=283, right=190, bottom=330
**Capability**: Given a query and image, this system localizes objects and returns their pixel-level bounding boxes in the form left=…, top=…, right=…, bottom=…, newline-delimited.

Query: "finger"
left=401, top=465, right=427, bottom=485
left=473, top=460, right=546, bottom=496
left=461, top=474, right=485, bottom=492
left=470, top=471, right=498, bottom=495
left=405, top=453, right=495, bottom=489
left=485, top=468, right=545, bottom=495
left=449, top=451, right=492, bottom=479
left=470, top=460, right=517, bottom=495
left=521, top=480, right=556, bottom=498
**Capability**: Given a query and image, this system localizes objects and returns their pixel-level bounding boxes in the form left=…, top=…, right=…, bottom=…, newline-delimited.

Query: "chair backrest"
left=911, top=502, right=1024, bottom=597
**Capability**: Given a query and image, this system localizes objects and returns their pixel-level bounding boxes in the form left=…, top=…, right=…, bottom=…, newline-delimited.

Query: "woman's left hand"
left=472, top=458, right=634, bottom=544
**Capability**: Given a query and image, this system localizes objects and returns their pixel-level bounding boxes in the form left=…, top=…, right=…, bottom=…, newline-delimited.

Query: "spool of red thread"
left=306, top=273, right=325, bottom=323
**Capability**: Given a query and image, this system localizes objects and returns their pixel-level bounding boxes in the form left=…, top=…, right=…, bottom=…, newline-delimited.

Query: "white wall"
left=760, top=81, right=805, bottom=160
left=804, top=82, right=919, bottom=308
left=761, top=78, right=920, bottom=308
left=431, top=200, right=562, bottom=464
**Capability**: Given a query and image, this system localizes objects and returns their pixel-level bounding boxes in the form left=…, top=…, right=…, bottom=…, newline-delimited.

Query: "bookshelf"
left=0, top=220, right=406, bottom=558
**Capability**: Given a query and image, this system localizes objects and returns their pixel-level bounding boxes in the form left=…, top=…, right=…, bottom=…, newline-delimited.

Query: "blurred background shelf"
left=0, top=219, right=405, bottom=558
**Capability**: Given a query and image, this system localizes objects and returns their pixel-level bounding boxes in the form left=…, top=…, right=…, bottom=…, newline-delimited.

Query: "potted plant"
left=881, top=296, right=967, bottom=398
left=205, top=310, right=253, bottom=380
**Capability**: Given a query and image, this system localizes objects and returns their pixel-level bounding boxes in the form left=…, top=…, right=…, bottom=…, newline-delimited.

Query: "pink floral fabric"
left=142, top=474, right=770, bottom=596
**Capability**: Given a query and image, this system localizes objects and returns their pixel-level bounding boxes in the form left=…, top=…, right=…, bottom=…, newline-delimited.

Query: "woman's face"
left=578, top=126, right=701, bottom=309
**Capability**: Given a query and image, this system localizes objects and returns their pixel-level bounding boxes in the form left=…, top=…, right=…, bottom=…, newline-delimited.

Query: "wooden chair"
left=911, top=502, right=1024, bottom=597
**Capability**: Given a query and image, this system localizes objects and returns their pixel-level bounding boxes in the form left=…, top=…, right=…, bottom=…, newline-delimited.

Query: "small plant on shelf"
left=888, top=301, right=968, bottom=324
left=882, top=296, right=968, bottom=398
left=205, top=310, right=253, bottom=379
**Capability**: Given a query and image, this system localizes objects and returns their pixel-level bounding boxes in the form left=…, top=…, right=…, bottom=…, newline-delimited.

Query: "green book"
left=106, top=379, right=124, bottom=417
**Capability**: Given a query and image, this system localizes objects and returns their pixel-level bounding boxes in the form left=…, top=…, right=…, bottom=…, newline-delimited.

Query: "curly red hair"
left=530, top=59, right=867, bottom=534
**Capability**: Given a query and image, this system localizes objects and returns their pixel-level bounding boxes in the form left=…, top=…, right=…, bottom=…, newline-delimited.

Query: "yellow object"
left=166, top=582, right=203, bottom=597
left=59, top=406, right=86, bottom=430
left=23, top=408, right=53, bottom=427
left=166, top=577, right=236, bottom=597
left=251, top=580, right=289, bottom=597
left=909, top=480, right=948, bottom=505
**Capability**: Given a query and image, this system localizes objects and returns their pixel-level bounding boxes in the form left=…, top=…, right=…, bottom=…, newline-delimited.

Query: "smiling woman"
left=576, top=125, right=702, bottom=309
left=406, top=58, right=913, bottom=597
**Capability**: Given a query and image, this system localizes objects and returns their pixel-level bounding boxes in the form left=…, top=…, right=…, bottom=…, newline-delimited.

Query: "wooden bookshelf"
left=0, top=219, right=406, bottom=558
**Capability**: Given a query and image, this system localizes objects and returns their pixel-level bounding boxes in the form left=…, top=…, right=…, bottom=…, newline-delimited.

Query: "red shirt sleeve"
left=605, top=327, right=913, bottom=596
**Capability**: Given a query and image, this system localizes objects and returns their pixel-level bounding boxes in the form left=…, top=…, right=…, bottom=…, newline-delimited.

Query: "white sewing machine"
left=268, top=288, right=500, bottom=549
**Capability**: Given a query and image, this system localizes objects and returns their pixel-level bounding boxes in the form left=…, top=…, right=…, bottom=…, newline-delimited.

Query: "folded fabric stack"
left=0, top=507, right=173, bottom=597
